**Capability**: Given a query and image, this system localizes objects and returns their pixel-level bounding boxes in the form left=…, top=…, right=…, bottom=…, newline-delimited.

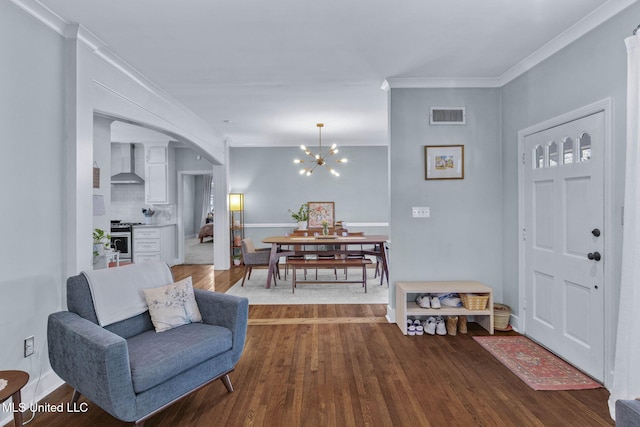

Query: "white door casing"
left=518, top=99, right=612, bottom=384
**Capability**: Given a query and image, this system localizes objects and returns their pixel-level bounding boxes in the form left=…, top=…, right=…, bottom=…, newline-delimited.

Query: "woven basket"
left=494, top=303, right=511, bottom=330
left=460, top=293, right=489, bottom=310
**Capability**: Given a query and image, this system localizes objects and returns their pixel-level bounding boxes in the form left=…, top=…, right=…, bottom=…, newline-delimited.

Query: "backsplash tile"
left=111, top=184, right=145, bottom=223
left=111, top=184, right=175, bottom=224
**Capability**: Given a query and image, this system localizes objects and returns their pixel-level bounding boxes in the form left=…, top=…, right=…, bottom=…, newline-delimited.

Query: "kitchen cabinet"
left=133, top=225, right=177, bottom=265
left=144, top=143, right=175, bottom=204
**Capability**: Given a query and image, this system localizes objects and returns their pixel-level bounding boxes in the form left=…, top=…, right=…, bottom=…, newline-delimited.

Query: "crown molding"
left=9, top=0, right=67, bottom=34
left=498, top=0, right=639, bottom=85
left=387, top=0, right=638, bottom=89
left=13, top=0, right=638, bottom=92
left=385, top=77, right=501, bottom=89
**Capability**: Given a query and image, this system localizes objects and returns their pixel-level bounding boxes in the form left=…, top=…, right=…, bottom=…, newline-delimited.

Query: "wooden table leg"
left=292, top=265, right=296, bottom=293
left=363, top=265, right=367, bottom=293
left=265, top=243, right=278, bottom=289
left=12, top=388, right=23, bottom=427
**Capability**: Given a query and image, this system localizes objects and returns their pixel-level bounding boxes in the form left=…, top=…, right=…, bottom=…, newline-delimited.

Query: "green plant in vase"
left=288, top=203, right=309, bottom=230
left=93, top=228, right=111, bottom=258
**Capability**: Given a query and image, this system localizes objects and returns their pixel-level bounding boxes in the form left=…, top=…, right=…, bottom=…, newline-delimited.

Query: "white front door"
left=523, top=111, right=605, bottom=381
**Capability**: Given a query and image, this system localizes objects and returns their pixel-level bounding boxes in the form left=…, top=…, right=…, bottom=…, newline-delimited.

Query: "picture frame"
left=424, top=145, right=464, bottom=180
left=307, top=201, right=335, bottom=228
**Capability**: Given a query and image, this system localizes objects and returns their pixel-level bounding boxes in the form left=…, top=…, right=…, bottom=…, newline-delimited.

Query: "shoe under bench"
left=395, top=281, right=494, bottom=335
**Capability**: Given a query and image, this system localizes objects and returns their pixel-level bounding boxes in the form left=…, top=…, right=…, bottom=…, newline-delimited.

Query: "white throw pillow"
left=142, top=276, right=203, bottom=332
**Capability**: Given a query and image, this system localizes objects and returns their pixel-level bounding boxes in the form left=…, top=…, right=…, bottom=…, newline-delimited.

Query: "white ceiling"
left=36, top=0, right=626, bottom=147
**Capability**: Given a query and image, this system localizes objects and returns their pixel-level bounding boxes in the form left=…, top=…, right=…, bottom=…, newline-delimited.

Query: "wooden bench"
left=287, top=258, right=373, bottom=293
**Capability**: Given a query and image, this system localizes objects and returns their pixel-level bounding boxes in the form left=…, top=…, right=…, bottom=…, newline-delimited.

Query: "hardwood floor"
left=16, top=265, right=613, bottom=427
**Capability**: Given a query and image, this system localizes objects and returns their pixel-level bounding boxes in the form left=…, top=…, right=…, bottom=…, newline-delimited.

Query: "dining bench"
left=287, top=258, right=372, bottom=293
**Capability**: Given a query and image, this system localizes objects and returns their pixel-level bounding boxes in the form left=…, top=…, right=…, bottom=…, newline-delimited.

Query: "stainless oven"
left=110, top=222, right=134, bottom=260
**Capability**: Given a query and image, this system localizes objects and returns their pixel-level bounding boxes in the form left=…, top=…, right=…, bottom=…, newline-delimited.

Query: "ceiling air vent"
left=430, top=107, right=466, bottom=125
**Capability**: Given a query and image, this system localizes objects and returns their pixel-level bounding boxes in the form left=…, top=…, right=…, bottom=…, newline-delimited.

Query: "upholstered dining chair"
left=240, top=238, right=279, bottom=286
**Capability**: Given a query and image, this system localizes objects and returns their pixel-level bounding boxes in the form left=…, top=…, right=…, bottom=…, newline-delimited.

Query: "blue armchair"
left=47, top=263, right=248, bottom=426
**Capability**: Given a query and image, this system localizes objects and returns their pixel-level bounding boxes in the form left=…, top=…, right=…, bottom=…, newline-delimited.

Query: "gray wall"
left=175, top=146, right=215, bottom=237
left=229, top=146, right=389, bottom=244
left=500, top=3, right=636, bottom=316
left=183, top=175, right=196, bottom=236
left=389, top=88, right=503, bottom=308
left=0, top=0, right=66, bottom=395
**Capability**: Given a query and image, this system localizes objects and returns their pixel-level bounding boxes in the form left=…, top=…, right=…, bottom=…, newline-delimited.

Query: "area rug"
left=225, top=267, right=388, bottom=305
left=184, top=237, right=214, bottom=264
left=473, top=336, right=602, bottom=391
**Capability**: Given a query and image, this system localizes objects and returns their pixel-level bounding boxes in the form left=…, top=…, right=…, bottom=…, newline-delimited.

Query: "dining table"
left=261, top=234, right=390, bottom=289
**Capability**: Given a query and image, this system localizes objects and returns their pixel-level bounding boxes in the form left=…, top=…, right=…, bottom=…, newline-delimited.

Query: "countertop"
left=132, top=223, right=176, bottom=228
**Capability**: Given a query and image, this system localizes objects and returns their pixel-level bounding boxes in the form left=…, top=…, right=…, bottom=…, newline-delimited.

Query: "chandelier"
left=294, top=123, right=347, bottom=176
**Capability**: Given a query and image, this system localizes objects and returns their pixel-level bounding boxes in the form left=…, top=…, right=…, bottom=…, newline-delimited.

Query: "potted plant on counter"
left=93, top=228, right=111, bottom=267
left=288, top=203, right=309, bottom=230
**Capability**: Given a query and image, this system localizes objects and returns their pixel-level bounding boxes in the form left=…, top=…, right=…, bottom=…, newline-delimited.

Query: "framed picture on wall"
left=307, top=201, right=335, bottom=228
left=424, top=145, right=464, bottom=180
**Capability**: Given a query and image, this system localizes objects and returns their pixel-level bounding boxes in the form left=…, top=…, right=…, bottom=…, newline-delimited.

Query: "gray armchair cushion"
left=242, top=249, right=271, bottom=265
left=49, top=268, right=249, bottom=424
left=616, top=399, right=640, bottom=426
left=127, top=322, right=232, bottom=393
left=241, top=238, right=272, bottom=266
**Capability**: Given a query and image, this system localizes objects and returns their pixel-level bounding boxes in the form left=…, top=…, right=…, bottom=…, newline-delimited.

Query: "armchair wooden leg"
left=221, top=374, right=234, bottom=393
left=71, top=389, right=81, bottom=404
left=242, top=267, right=249, bottom=286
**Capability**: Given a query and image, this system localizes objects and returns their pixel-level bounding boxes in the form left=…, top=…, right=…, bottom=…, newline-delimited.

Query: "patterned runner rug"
left=473, top=336, right=602, bottom=391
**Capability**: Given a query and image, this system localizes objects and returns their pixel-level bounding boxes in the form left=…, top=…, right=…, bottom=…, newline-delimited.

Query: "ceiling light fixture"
left=294, top=123, right=347, bottom=176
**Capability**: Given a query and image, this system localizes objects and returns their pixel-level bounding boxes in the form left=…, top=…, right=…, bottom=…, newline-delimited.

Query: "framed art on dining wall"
left=307, top=201, right=335, bottom=228
left=424, top=145, right=464, bottom=180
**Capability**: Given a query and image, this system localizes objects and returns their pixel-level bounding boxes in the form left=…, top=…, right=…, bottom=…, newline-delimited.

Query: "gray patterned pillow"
left=142, top=276, right=203, bottom=332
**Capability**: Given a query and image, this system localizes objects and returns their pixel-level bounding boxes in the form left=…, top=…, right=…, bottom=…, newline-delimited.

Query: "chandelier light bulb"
left=293, top=123, right=345, bottom=177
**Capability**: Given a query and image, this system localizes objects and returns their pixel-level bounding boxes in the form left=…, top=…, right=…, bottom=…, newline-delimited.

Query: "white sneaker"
left=408, top=324, right=416, bottom=336
left=415, top=294, right=430, bottom=308
left=435, top=316, right=447, bottom=335
left=423, top=317, right=436, bottom=335
left=430, top=296, right=441, bottom=309
left=415, top=324, right=424, bottom=335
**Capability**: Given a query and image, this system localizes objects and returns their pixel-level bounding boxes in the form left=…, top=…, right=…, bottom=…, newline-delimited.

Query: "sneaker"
left=415, top=294, right=430, bottom=308
left=441, top=296, right=461, bottom=307
left=408, top=324, right=416, bottom=336
left=407, top=318, right=414, bottom=328
left=423, top=317, right=437, bottom=335
left=415, top=324, right=424, bottom=335
left=435, top=316, right=447, bottom=335
left=430, top=296, right=441, bottom=309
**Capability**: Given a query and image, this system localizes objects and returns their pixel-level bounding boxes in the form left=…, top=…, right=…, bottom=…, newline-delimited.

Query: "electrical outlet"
left=412, top=207, right=430, bottom=218
left=24, top=336, right=34, bottom=357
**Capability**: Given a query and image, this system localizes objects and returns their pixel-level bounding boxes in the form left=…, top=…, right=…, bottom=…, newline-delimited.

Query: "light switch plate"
left=412, top=207, right=430, bottom=218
